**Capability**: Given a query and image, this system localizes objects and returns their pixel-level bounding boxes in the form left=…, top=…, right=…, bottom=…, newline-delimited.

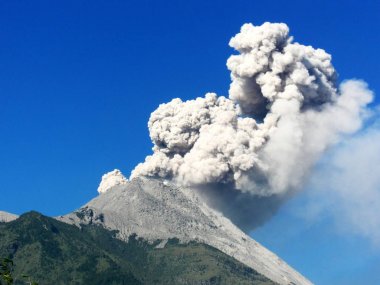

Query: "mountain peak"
left=60, top=177, right=312, bottom=285
left=97, top=169, right=128, bottom=194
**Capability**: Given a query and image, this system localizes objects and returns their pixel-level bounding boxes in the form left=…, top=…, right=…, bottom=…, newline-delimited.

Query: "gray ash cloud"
left=130, top=22, right=373, bottom=230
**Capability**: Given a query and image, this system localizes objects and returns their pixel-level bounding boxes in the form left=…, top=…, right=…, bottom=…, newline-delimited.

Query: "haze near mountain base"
left=126, top=21, right=374, bottom=231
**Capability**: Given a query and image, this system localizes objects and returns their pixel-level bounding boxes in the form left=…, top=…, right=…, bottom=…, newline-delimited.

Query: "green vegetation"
left=0, top=257, right=38, bottom=285
left=0, top=212, right=276, bottom=285
left=0, top=257, right=13, bottom=285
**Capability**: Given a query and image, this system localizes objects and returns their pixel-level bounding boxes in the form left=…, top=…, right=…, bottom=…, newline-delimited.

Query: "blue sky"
left=0, top=1, right=379, bottom=284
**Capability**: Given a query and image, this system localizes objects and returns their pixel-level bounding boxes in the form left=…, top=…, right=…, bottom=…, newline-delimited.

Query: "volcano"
left=57, top=174, right=312, bottom=285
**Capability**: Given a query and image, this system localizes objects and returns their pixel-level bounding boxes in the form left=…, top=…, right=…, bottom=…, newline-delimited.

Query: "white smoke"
left=291, top=121, right=380, bottom=246
left=98, top=169, right=128, bottom=194
left=227, top=22, right=336, bottom=117
left=130, top=22, right=374, bottom=230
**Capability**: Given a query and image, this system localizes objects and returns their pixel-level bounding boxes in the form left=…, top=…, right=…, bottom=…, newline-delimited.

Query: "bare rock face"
left=0, top=211, right=18, bottom=222
left=59, top=177, right=312, bottom=285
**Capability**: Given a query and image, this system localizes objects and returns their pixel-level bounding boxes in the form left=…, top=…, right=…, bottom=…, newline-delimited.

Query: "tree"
left=0, top=258, right=13, bottom=285
left=0, top=258, right=38, bottom=285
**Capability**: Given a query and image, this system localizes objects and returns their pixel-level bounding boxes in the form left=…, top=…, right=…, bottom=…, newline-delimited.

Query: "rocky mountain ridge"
left=58, top=176, right=312, bottom=285
left=1, top=211, right=275, bottom=284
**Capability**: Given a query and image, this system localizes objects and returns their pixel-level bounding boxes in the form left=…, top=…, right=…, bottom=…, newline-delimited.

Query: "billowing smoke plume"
left=98, top=169, right=128, bottom=194
left=130, top=22, right=374, bottom=230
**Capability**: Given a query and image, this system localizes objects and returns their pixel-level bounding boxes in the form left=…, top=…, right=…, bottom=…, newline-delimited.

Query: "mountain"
left=58, top=176, right=312, bottom=285
left=0, top=211, right=276, bottom=285
left=0, top=211, right=18, bottom=222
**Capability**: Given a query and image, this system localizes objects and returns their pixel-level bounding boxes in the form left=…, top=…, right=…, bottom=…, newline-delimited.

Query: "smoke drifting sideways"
left=130, top=22, right=374, bottom=231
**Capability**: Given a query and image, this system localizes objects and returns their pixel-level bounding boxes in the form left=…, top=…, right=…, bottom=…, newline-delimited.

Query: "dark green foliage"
left=0, top=258, right=13, bottom=285
left=0, top=258, right=38, bottom=285
left=0, top=212, right=277, bottom=285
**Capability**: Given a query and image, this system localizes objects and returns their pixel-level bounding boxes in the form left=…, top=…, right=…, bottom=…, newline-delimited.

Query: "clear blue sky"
left=0, top=1, right=379, bottom=284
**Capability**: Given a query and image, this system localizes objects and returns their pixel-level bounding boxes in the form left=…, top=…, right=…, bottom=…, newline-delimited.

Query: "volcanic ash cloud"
left=130, top=22, right=373, bottom=229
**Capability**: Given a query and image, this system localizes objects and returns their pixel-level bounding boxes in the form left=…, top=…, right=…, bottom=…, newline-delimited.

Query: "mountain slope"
left=0, top=211, right=276, bottom=285
left=59, top=177, right=312, bottom=285
left=0, top=211, right=18, bottom=222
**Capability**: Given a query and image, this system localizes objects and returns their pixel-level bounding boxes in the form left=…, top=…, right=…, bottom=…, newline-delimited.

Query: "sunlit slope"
left=0, top=212, right=275, bottom=285
left=60, top=177, right=312, bottom=285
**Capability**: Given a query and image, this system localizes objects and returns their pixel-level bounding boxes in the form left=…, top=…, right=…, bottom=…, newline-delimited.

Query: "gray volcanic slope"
left=59, top=177, right=312, bottom=285
left=0, top=211, right=18, bottom=222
